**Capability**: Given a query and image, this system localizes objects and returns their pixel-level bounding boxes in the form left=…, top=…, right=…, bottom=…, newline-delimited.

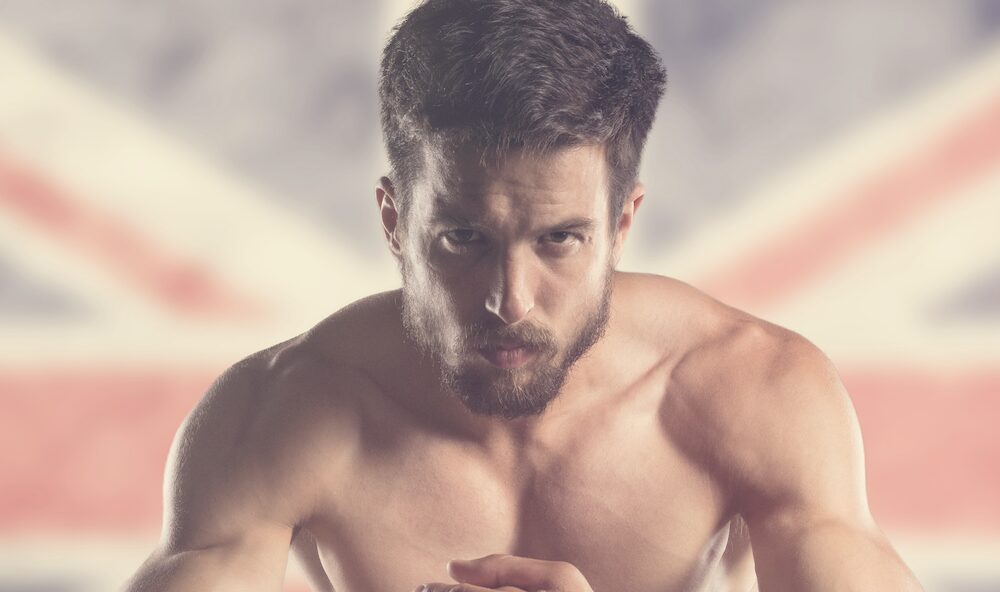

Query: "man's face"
left=395, top=144, right=620, bottom=419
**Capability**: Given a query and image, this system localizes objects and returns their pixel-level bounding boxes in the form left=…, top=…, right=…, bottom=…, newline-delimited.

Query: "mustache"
left=461, top=320, right=555, bottom=351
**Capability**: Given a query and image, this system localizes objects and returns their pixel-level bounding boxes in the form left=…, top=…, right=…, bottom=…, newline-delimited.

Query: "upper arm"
left=122, top=357, right=297, bottom=591
left=730, top=335, right=922, bottom=591
left=735, top=336, right=869, bottom=526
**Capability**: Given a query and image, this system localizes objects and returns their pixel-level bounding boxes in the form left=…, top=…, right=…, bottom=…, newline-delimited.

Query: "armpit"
left=721, top=515, right=757, bottom=592
left=291, top=527, right=337, bottom=592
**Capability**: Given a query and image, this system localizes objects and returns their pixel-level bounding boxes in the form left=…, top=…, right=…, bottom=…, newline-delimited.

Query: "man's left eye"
left=444, top=229, right=483, bottom=244
left=545, top=231, right=576, bottom=244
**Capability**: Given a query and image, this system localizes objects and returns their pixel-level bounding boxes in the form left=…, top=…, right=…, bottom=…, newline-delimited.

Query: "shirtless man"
left=122, top=1, right=925, bottom=591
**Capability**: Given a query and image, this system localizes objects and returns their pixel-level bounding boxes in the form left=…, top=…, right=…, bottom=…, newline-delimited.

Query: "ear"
left=611, top=182, right=645, bottom=266
left=376, top=176, right=403, bottom=256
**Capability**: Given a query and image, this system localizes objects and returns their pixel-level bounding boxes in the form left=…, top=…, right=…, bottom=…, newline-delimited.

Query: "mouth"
left=477, top=343, right=538, bottom=369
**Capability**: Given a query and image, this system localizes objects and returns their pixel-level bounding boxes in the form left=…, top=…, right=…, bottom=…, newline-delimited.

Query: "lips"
left=478, top=344, right=537, bottom=369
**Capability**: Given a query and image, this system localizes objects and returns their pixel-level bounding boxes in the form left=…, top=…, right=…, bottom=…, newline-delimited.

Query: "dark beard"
left=401, top=266, right=613, bottom=419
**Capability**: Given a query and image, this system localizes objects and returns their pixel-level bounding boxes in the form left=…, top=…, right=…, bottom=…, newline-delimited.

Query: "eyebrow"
left=430, top=209, right=481, bottom=229
left=555, top=217, right=598, bottom=232
left=431, top=208, right=598, bottom=234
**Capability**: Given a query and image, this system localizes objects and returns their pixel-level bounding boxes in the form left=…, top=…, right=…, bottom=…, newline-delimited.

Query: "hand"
left=415, top=553, right=594, bottom=592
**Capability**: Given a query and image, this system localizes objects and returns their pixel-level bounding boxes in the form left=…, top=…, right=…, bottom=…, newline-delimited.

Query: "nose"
left=484, top=249, right=535, bottom=325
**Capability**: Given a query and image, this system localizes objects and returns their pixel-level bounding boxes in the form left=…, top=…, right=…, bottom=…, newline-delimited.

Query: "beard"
left=401, top=263, right=613, bottom=420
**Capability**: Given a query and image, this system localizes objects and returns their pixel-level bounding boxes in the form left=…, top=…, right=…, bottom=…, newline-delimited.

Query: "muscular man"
left=122, top=1, right=924, bottom=590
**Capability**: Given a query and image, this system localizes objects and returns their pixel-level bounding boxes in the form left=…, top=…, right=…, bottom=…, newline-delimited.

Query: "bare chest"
left=305, top=416, right=735, bottom=592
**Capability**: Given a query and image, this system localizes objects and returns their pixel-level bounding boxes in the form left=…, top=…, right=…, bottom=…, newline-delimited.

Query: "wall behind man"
left=0, top=1, right=997, bottom=590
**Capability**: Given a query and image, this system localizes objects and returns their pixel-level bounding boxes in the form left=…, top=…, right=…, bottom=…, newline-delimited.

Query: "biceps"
left=125, top=531, right=291, bottom=592
left=749, top=513, right=922, bottom=592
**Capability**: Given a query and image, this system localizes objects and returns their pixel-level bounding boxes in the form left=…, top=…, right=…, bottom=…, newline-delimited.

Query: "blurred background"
left=0, top=0, right=998, bottom=590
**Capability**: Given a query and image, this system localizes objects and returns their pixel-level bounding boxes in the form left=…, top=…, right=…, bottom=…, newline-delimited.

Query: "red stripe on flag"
left=2, top=367, right=997, bottom=534
left=0, top=151, right=269, bottom=320
left=0, top=368, right=216, bottom=533
left=698, top=93, right=1000, bottom=309
left=843, top=366, right=1000, bottom=534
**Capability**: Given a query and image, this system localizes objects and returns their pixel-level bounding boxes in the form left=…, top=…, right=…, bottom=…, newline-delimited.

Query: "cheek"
left=536, top=267, right=605, bottom=324
left=422, top=249, right=495, bottom=310
left=555, top=261, right=611, bottom=317
left=404, top=234, right=455, bottom=286
left=404, top=251, right=479, bottom=327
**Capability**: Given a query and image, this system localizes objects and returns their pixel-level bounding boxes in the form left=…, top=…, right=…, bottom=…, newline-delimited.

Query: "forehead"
left=415, top=142, right=610, bottom=219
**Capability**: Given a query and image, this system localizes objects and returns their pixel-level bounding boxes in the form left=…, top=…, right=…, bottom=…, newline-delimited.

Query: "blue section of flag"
left=641, top=0, right=1000, bottom=248
left=932, top=577, right=1000, bottom=592
left=0, top=0, right=382, bottom=249
left=929, top=261, right=1000, bottom=321
left=0, top=255, right=90, bottom=318
left=0, top=582, right=84, bottom=592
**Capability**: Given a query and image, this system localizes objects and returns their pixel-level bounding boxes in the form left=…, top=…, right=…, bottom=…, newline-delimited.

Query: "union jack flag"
left=1, top=1, right=997, bottom=590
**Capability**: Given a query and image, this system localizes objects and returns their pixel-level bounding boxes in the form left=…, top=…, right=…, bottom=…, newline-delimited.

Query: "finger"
left=448, top=553, right=582, bottom=589
left=417, top=583, right=526, bottom=592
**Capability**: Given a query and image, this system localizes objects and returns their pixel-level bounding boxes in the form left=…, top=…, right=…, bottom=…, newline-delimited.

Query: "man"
left=123, top=1, right=925, bottom=591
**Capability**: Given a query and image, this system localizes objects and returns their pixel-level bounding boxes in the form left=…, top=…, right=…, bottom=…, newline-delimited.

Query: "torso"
left=246, top=272, right=767, bottom=591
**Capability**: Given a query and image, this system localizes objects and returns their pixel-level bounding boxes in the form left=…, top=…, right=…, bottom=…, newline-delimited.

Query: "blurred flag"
left=1, top=1, right=998, bottom=590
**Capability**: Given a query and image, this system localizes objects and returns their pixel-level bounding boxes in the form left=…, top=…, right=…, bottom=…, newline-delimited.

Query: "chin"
left=445, top=362, right=567, bottom=420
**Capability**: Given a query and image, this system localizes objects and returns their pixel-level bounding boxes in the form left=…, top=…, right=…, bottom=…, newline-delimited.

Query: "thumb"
left=446, top=556, right=490, bottom=583
left=447, top=553, right=561, bottom=589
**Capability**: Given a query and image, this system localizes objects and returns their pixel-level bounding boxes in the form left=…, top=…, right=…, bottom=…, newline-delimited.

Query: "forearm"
left=754, top=520, right=923, bottom=592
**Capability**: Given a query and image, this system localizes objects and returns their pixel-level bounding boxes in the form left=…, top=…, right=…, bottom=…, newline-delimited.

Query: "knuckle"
left=553, top=560, right=577, bottom=576
left=552, top=560, right=585, bottom=583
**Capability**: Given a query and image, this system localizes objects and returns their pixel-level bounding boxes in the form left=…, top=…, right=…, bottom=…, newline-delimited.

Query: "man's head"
left=379, top=0, right=666, bottom=223
left=376, top=0, right=666, bottom=419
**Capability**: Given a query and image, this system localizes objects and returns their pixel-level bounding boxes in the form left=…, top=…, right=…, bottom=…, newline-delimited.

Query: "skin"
left=121, top=144, right=924, bottom=592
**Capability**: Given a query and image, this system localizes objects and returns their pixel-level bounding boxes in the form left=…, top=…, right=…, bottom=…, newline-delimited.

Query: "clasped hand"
left=415, top=553, right=593, bottom=592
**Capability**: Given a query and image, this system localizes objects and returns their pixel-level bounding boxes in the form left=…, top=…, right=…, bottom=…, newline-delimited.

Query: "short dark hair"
left=379, top=0, right=666, bottom=221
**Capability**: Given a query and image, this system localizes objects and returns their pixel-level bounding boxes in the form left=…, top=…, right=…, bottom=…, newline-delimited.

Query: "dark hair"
left=379, top=0, right=666, bottom=222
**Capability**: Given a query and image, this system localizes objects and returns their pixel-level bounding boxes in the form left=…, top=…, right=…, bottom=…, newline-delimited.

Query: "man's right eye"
left=443, top=229, right=483, bottom=245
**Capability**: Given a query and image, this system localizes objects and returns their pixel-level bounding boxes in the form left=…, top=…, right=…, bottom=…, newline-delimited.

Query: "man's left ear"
left=612, top=182, right=645, bottom=265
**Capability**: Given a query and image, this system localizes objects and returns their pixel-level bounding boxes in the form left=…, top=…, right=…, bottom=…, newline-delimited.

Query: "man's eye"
left=545, top=231, right=576, bottom=244
left=444, top=229, right=482, bottom=245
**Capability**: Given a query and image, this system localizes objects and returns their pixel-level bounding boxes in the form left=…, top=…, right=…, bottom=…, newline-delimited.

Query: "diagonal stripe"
left=0, top=152, right=268, bottom=320
left=697, top=93, right=1000, bottom=309
left=2, top=366, right=998, bottom=534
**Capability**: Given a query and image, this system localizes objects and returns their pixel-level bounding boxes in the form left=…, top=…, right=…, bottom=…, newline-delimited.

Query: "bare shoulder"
left=160, top=344, right=300, bottom=553
left=219, top=290, right=406, bottom=471
left=612, top=271, right=725, bottom=344
left=649, top=276, right=862, bottom=511
left=163, top=291, right=401, bottom=552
